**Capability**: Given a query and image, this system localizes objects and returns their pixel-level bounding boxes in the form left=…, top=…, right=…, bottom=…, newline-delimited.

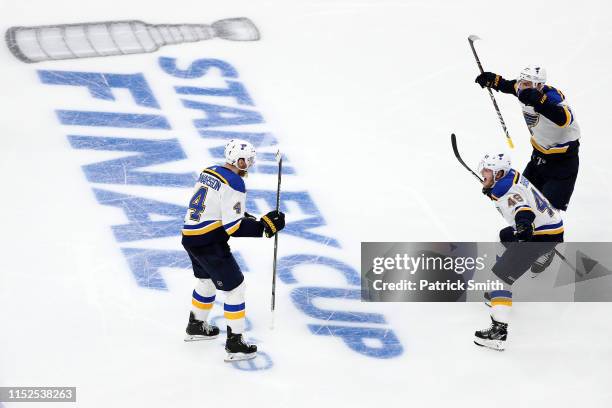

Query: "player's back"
left=182, top=165, right=246, bottom=246
left=521, top=85, right=580, bottom=154
left=491, top=169, right=563, bottom=237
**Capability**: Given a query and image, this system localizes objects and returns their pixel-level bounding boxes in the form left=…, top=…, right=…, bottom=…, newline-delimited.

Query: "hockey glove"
left=243, top=212, right=257, bottom=221
left=260, top=210, right=285, bottom=238
left=515, top=220, right=534, bottom=242
left=499, top=226, right=517, bottom=243
left=482, top=186, right=493, bottom=199
left=475, top=72, right=501, bottom=89
left=517, top=87, right=545, bottom=107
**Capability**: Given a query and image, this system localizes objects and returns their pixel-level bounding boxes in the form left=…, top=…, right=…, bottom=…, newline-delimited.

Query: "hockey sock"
left=191, top=279, right=216, bottom=321
left=489, top=289, right=512, bottom=324
left=224, top=281, right=246, bottom=334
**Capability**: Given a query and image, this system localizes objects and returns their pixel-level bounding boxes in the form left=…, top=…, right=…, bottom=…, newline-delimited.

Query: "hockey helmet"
left=224, top=139, right=256, bottom=170
left=518, top=65, right=547, bottom=87
left=478, top=152, right=512, bottom=183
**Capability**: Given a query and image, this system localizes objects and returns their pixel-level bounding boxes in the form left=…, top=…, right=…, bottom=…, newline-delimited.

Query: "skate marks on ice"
left=36, top=59, right=292, bottom=292
left=34, top=56, right=404, bottom=366
left=205, top=312, right=272, bottom=370
left=6, top=18, right=260, bottom=63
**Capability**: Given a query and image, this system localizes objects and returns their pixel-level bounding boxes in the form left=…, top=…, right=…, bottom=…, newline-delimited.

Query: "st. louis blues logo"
left=523, top=110, right=539, bottom=128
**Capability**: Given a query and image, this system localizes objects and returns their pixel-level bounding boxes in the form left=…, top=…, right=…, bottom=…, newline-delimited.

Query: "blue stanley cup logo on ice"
left=5, top=18, right=260, bottom=63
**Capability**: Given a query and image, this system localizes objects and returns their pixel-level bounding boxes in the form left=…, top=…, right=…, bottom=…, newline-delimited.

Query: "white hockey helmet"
left=224, top=139, right=256, bottom=170
left=518, top=65, right=547, bottom=87
left=478, top=152, right=512, bottom=182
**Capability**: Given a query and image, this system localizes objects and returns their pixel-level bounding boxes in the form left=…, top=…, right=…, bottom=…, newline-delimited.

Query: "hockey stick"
left=468, top=35, right=515, bottom=149
left=451, top=133, right=483, bottom=182
left=452, top=134, right=582, bottom=279
left=270, top=150, right=282, bottom=329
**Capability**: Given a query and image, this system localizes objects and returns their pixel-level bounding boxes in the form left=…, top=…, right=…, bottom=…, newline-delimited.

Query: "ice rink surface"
left=1, top=0, right=612, bottom=406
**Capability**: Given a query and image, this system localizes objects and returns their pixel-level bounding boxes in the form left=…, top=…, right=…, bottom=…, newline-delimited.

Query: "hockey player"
left=475, top=66, right=580, bottom=212
left=181, top=139, right=285, bottom=362
left=474, top=152, right=563, bottom=351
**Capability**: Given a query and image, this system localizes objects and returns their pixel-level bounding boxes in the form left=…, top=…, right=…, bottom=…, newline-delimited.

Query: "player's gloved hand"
left=517, top=87, right=544, bottom=107
left=482, top=186, right=493, bottom=198
left=260, top=210, right=285, bottom=238
left=499, top=226, right=517, bottom=243
left=475, top=72, right=501, bottom=89
left=243, top=212, right=257, bottom=221
left=515, top=220, right=534, bottom=242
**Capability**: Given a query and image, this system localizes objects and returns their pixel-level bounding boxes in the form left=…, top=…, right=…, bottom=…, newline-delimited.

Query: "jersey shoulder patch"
left=205, top=165, right=246, bottom=193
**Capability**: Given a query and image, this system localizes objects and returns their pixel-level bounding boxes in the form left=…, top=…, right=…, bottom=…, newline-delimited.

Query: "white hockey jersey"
left=182, top=165, right=246, bottom=245
left=520, top=85, right=580, bottom=156
left=490, top=169, right=564, bottom=237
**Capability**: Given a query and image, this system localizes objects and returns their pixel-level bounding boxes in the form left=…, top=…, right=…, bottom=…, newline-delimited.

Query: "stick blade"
left=450, top=133, right=483, bottom=183
left=451, top=133, right=459, bottom=156
left=468, top=34, right=481, bottom=43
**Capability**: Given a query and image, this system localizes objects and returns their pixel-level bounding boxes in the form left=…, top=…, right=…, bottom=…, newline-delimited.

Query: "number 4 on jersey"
left=531, top=188, right=554, bottom=216
left=189, top=186, right=208, bottom=221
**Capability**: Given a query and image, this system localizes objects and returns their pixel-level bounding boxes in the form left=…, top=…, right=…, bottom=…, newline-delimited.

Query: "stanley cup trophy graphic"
left=5, top=18, right=260, bottom=63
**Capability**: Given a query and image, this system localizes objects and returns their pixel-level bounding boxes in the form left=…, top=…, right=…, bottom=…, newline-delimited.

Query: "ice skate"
left=530, top=250, right=555, bottom=277
left=474, top=317, right=507, bottom=351
left=184, top=311, right=220, bottom=341
left=224, top=327, right=257, bottom=362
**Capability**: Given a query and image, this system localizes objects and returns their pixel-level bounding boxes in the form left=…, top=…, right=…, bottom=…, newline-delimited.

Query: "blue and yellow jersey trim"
left=202, top=168, right=229, bottom=185
left=224, top=219, right=242, bottom=236
left=206, top=165, right=246, bottom=193
left=224, top=302, right=245, bottom=320
left=182, top=219, right=222, bottom=236
left=530, top=137, right=572, bottom=154
left=542, top=85, right=565, bottom=103
left=490, top=169, right=519, bottom=200
left=540, top=85, right=572, bottom=127
left=490, top=290, right=512, bottom=307
left=513, top=205, right=534, bottom=215
left=192, top=291, right=215, bottom=310
left=560, top=105, right=572, bottom=128
left=534, top=221, right=564, bottom=236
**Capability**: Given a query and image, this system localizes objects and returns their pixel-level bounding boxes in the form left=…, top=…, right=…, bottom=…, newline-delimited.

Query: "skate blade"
left=473, top=338, right=505, bottom=351
left=484, top=301, right=491, bottom=308
left=224, top=351, right=257, bottom=362
left=184, top=334, right=218, bottom=342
